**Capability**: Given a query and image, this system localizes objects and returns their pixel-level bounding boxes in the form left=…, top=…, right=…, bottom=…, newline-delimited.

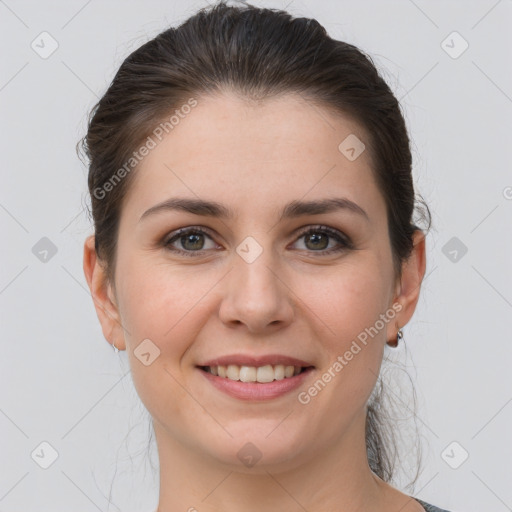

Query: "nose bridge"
left=219, top=233, right=293, bottom=331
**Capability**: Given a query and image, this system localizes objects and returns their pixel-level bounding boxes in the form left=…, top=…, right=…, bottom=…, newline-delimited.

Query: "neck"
left=153, top=410, right=388, bottom=512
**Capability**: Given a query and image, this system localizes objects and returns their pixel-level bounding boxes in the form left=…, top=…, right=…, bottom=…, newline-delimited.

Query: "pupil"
left=183, top=233, right=203, bottom=250
left=307, top=233, right=327, bottom=250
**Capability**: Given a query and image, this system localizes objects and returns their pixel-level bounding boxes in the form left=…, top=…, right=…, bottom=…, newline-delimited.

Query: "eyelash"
left=162, top=224, right=353, bottom=258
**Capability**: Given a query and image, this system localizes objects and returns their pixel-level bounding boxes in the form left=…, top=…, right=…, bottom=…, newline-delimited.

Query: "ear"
left=83, top=235, right=126, bottom=351
left=386, top=230, right=427, bottom=345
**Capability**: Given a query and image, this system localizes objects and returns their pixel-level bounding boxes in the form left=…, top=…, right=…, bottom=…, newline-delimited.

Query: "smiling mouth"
left=198, top=364, right=313, bottom=383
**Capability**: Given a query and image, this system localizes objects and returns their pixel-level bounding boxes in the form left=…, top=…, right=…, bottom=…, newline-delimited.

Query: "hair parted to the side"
left=79, top=0, right=431, bottom=488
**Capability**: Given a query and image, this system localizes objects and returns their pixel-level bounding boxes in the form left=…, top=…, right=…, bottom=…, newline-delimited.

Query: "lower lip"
left=198, top=367, right=314, bottom=401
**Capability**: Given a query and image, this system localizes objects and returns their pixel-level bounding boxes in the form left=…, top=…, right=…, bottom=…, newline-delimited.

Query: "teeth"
left=226, top=364, right=239, bottom=380
left=274, top=364, right=285, bottom=380
left=240, top=365, right=257, bottom=382
left=257, top=365, right=274, bottom=383
left=206, top=364, right=305, bottom=382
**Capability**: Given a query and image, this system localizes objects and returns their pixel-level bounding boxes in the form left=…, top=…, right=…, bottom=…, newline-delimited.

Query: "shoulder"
left=414, top=497, right=452, bottom=512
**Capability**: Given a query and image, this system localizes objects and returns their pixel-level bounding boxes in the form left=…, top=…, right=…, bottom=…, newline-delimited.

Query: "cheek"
left=117, top=259, right=208, bottom=349
left=300, top=260, right=390, bottom=396
left=115, top=259, right=213, bottom=424
left=304, top=259, right=391, bottom=345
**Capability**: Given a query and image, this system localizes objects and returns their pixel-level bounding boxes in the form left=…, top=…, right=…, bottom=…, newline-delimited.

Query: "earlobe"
left=386, top=230, right=427, bottom=345
left=83, top=235, right=126, bottom=351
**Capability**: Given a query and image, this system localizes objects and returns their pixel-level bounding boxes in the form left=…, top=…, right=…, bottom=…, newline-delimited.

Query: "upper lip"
left=199, top=354, right=315, bottom=368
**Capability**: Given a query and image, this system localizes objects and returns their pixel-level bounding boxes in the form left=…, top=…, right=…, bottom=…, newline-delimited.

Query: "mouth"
left=196, top=359, right=315, bottom=401
left=198, top=364, right=314, bottom=383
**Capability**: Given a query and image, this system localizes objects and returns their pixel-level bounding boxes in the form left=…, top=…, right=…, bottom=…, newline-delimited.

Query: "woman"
left=81, top=2, right=449, bottom=510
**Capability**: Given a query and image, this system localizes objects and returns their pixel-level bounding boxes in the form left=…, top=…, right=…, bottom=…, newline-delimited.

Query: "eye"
left=291, top=225, right=353, bottom=255
left=163, top=226, right=219, bottom=256
left=162, top=224, right=352, bottom=257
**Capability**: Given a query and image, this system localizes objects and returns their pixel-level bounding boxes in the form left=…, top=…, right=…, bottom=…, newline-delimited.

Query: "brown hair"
left=79, top=0, right=430, bottom=485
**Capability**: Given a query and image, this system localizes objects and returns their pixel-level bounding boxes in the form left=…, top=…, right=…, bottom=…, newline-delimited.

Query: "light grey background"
left=1, top=1, right=511, bottom=511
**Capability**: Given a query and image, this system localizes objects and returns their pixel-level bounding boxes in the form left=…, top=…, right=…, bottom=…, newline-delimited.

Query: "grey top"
left=415, top=497, right=451, bottom=511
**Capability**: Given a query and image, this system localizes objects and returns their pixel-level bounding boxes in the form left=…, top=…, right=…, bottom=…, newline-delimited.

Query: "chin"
left=198, top=424, right=310, bottom=472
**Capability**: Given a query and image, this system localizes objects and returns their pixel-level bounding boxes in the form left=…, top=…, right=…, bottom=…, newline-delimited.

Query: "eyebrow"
left=139, top=196, right=369, bottom=223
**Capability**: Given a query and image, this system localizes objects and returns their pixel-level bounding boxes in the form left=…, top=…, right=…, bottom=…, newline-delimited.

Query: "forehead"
left=121, top=92, right=385, bottom=225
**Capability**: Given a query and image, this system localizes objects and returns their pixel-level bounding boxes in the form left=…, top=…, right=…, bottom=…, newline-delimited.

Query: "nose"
left=218, top=246, right=294, bottom=334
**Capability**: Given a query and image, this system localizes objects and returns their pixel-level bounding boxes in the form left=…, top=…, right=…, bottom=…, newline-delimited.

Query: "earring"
left=387, top=327, right=404, bottom=347
left=112, top=340, right=119, bottom=354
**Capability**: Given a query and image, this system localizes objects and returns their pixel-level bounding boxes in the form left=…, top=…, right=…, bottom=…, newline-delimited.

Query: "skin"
left=83, top=91, right=426, bottom=512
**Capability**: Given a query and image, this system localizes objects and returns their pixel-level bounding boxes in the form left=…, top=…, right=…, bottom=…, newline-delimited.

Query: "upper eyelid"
left=164, top=225, right=218, bottom=244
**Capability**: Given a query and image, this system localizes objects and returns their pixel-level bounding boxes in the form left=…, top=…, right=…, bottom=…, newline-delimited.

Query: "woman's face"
left=88, top=92, right=422, bottom=471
